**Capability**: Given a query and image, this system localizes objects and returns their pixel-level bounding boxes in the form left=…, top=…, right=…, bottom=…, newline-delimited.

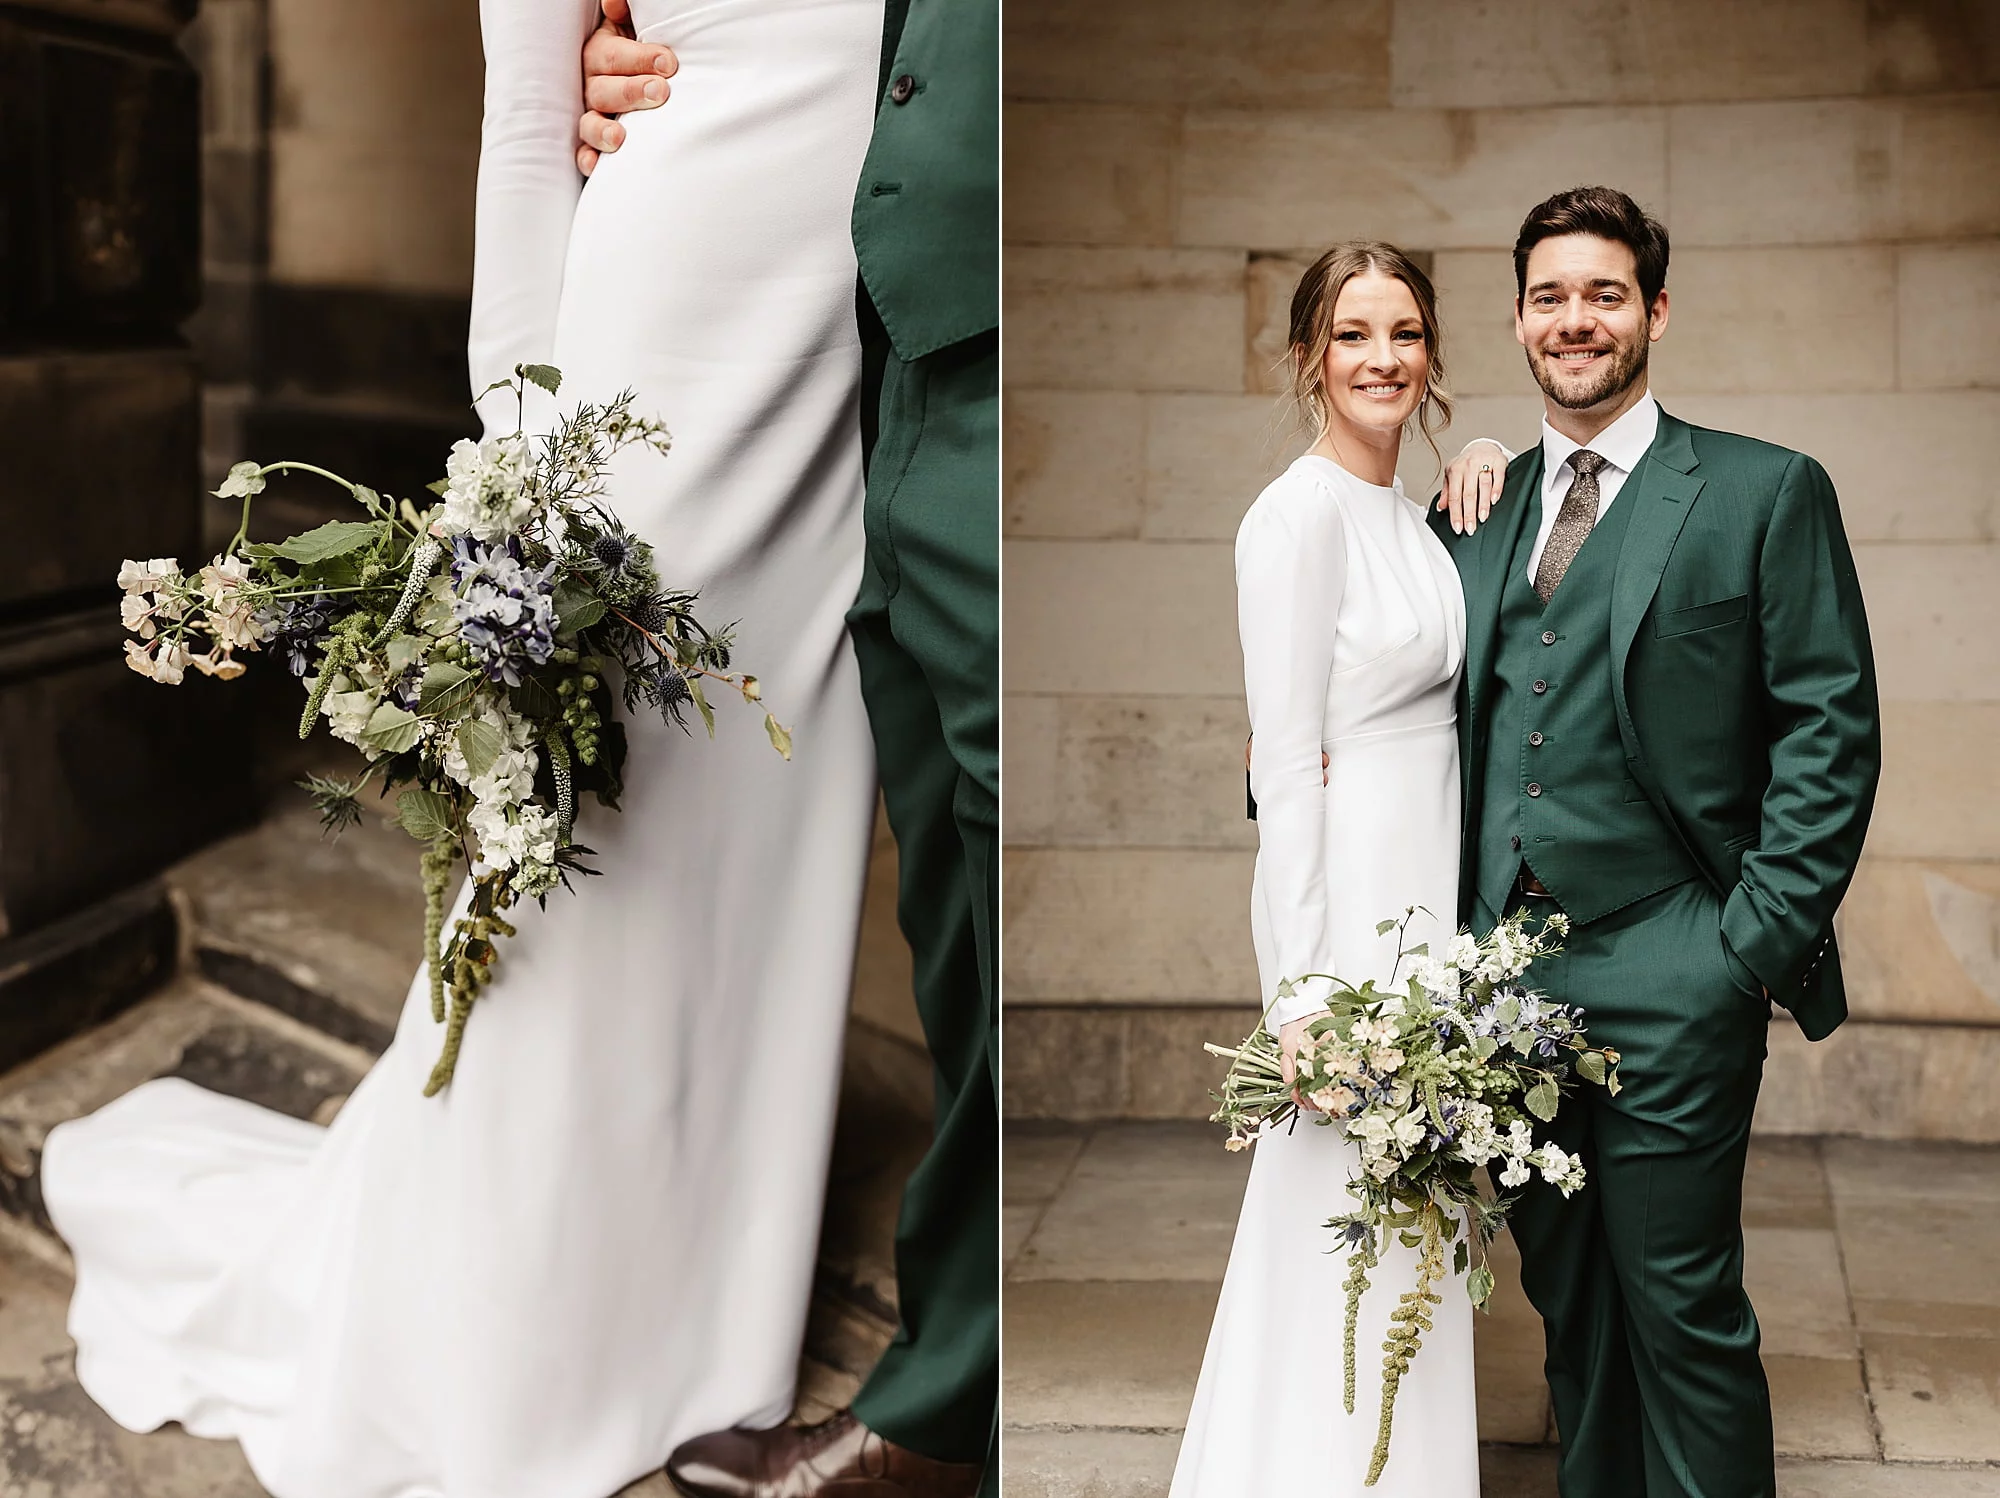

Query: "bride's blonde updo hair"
left=1287, top=241, right=1452, bottom=465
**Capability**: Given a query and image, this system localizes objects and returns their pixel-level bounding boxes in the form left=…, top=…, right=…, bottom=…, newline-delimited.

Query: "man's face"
left=1514, top=234, right=1668, bottom=413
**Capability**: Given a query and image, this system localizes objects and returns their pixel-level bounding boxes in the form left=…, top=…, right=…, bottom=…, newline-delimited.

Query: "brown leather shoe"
left=664, top=1410, right=982, bottom=1498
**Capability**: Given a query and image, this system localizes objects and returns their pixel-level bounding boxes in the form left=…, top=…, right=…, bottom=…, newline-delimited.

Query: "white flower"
left=1410, top=955, right=1460, bottom=1000
left=444, top=708, right=541, bottom=808
left=1367, top=1154, right=1400, bottom=1180
left=1498, top=1157, right=1531, bottom=1189
left=1506, top=1119, right=1536, bottom=1155
left=434, top=435, right=538, bottom=542
left=1390, top=1109, right=1428, bottom=1152
left=1446, top=933, right=1482, bottom=970
left=215, top=461, right=266, bottom=500
left=1370, top=1047, right=1405, bottom=1075
left=198, top=557, right=262, bottom=650
left=468, top=801, right=559, bottom=872
left=118, top=557, right=178, bottom=592
left=120, top=592, right=158, bottom=638
left=1532, top=1144, right=1573, bottom=1184
left=321, top=686, right=378, bottom=747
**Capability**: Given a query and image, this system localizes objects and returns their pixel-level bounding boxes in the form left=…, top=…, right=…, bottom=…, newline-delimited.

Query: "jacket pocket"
left=1621, top=777, right=1649, bottom=803
left=1655, top=593, right=1749, bottom=637
left=1724, top=830, right=1757, bottom=852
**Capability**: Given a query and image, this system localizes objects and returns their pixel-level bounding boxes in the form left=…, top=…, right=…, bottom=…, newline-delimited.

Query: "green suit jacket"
left=1432, top=410, right=1881, bottom=1041
left=852, top=0, right=997, bottom=362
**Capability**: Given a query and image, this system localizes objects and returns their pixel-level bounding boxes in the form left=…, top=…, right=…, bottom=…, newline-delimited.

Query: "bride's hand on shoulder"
left=577, top=0, right=680, bottom=176
left=1278, top=1014, right=1327, bottom=1113
left=1436, top=438, right=1510, bottom=536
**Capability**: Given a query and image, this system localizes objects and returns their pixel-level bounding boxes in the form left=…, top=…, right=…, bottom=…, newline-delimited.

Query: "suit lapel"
left=1609, top=412, right=1704, bottom=743
left=1462, top=445, right=1542, bottom=732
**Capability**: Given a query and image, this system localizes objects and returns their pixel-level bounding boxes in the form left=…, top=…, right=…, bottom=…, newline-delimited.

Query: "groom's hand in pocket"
left=578, top=0, right=679, bottom=176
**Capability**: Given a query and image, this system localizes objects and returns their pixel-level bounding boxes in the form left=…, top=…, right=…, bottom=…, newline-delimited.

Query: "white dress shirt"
left=1523, top=392, right=1661, bottom=583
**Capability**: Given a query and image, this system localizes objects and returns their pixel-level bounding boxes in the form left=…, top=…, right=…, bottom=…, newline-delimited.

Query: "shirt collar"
left=1540, top=390, right=1660, bottom=485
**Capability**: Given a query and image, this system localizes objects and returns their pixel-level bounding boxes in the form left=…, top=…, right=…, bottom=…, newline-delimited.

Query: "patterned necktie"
left=1534, top=449, right=1608, bottom=603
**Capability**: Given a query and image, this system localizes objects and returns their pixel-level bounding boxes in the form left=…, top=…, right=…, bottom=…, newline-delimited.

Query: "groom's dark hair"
left=1513, top=186, right=1670, bottom=310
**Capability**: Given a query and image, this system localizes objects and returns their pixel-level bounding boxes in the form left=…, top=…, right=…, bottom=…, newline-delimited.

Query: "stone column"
left=0, top=0, right=250, bottom=1070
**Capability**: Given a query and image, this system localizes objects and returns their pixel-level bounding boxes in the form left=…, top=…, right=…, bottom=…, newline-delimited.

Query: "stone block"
left=1400, top=397, right=1547, bottom=506
left=1648, top=248, right=1897, bottom=394
left=1005, top=247, right=1248, bottom=393
left=1142, top=393, right=1303, bottom=540
left=1005, top=390, right=1147, bottom=539
left=1003, top=539, right=1238, bottom=696
left=1755, top=1020, right=2000, bottom=1142
left=1662, top=392, right=2000, bottom=543
left=1012, top=1123, right=1247, bottom=1282
left=188, top=0, right=264, bottom=148
left=268, top=0, right=482, bottom=144
left=1002, top=695, right=1254, bottom=852
left=1003, top=849, right=1256, bottom=1003
left=1430, top=251, right=1542, bottom=399
left=1390, top=0, right=1866, bottom=109
left=1765, top=1355, right=1876, bottom=1459
left=1242, top=253, right=1308, bottom=397
left=1002, top=0, right=1391, bottom=109
left=1001, top=1006, right=1132, bottom=1120
left=1864, top=1331, right=2000, bottom=1461
left=0, top=350, right=201, bottom=608
left=1178, top=106, right=1667, bottom=252
left=1666, top=97, right=2000, bottom=247
left=997, top=1428, right=1180, bottom=1498
left=1004, top=105, right=1180, bottom=247
left=1745, top=1228, right=1859, bottom=1359
left=1004, top=1123, right=1086, bottom=1208
left=270, top=134, right=477, bottom=296
left=1838, top=856, right=2000, bottom=1025
left=1001, top=1279, right=1216, bottom=1429
left=1868, top=4, right=2000, bottom=93
left=1744, top=1135, right=1835, bottom=1230
left=1003, top=694, right=1061, bottom=846
left=0, top=887, right=176, bottom=1092
left=1853, top=543, right=2000, bottom=703
left=1898, top=242, right=2000, bottom=390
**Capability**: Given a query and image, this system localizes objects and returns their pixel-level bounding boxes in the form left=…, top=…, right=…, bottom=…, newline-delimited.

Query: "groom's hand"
left=1438, top=439, right=1509, bottom=535
left=578, top=0, right=678, bottom=176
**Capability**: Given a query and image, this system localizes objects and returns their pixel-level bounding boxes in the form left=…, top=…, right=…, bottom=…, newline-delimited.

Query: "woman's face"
left=1316, top=272, right=1431, bottom=436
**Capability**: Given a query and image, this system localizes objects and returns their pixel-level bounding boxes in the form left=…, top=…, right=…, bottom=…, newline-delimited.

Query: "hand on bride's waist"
left=577, top=0, right=679, bottom=177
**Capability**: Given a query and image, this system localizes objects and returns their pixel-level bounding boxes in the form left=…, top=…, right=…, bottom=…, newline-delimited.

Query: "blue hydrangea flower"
left=450, top=538, right=558, bottom=687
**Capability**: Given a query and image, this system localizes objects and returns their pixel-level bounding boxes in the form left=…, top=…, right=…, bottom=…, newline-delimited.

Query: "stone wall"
left=1001, top=0, right=2000, bottom=1138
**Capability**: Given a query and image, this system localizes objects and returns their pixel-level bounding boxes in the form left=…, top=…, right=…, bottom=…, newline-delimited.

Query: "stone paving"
left=1003, top=1121, right=2000, bottom=1496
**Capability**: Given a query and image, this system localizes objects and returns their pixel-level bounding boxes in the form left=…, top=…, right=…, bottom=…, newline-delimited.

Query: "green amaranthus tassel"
left=423, top=877, right=517, bottom=1097
left=1366, top=1207, right=1447, bottom=1486
left=299, top=634, right=354, bottom=739
left=419, top=833, right=458, bottom=1023
left=1342, top=1238, right=1374, bottom=1415
left=369, top=538, right=442, bottom=648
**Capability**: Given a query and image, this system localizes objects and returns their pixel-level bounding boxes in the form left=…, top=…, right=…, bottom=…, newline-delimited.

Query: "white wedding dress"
left=40, top=2, right=883, bottom=1495
left=1170, top=454, right=1479, bottom=1496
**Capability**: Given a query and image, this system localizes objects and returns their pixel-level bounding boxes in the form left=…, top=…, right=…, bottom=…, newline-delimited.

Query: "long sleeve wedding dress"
left=40, top=2, right=884, bottom=1495
left=1169, top=453, right=1480, bottom=1496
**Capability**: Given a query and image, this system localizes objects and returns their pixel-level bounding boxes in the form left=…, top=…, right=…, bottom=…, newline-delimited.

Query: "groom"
left=577, top=4, right=997, bottom=1496
left=1434, top=186, right=1879, bottom=1497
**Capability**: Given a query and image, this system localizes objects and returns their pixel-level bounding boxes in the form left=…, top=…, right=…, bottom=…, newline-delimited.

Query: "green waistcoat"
left=1478, top=488, right=1699, bottom=924
left=851, top=0, right=997, bottom=363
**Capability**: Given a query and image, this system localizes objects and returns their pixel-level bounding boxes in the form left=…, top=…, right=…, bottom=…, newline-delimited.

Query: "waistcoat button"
left=1532, top=679, right=1548, bottom=694
left=890, top=73, right=917, bottom=103
left=1527, top=783, right=1543, bottom=797
left=1528, top=731, right=1544, bottom=746
left=1541, top=630, right=1557, bottom=646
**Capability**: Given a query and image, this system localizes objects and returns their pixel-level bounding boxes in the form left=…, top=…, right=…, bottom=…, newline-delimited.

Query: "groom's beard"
left=1527, top=335, right=1648, bottom=411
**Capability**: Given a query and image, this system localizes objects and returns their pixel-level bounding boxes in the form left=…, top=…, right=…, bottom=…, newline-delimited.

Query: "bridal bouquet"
left=118, top=364, right=787, bottom=1096
left=1204, top=909, right=1620, bottom=1485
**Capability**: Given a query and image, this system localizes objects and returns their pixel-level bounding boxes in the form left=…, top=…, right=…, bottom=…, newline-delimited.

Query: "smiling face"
left=1514, top=233, right=1668, bottom=416
left=1316, top=271, right=1432, bottom=438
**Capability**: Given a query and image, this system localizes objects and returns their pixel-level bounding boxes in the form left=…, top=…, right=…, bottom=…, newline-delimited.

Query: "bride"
left=1171, top=243, right=1501, bottom=1496
left=40, top=1, right=883, bottom=1495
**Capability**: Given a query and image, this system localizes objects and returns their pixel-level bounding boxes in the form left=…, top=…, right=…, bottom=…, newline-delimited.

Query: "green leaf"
left=1472, top=1036, right=1498, bottom=1062
left=477, top=376, right=516, bottom=400
left=1376, top=919, right=1399, bottom=936
left=385, top=634, right=430, bottom=677
left=394, top=786, right=460, bottom=842
left=552, top=579, right=605, bottom=634
left=1525, top=1080, right=1560, bottom=1122
left=455, top=716, right=504, bottom=780
left=427, top=477, right=451, bottom=496
left=273, top=520, right=381, bottom=567
left=419, top=661, right=477, bottom=716
left=1605, top=1069, right=1623, bottom=1098
left=510, top=673, right=561, bottom=720
left=1575, top=1050, right=1608, bottom=1086
left=1467, top=1264, right=1496, bottom=1309
left=1453, top=1240, right=1469, bottom=1277
left=360, top=703, right=422, bottom=755
left=688, top=676, right=716, bottom=737
left=519, top=363, right=562, bottom=396
left=764, top=713, right=792, bottom=760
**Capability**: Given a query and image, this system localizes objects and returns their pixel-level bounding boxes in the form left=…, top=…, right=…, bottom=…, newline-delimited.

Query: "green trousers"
left=845, top=303, right=997, bottom=1488
left=1476, top=879, right=1774, bottom=1498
